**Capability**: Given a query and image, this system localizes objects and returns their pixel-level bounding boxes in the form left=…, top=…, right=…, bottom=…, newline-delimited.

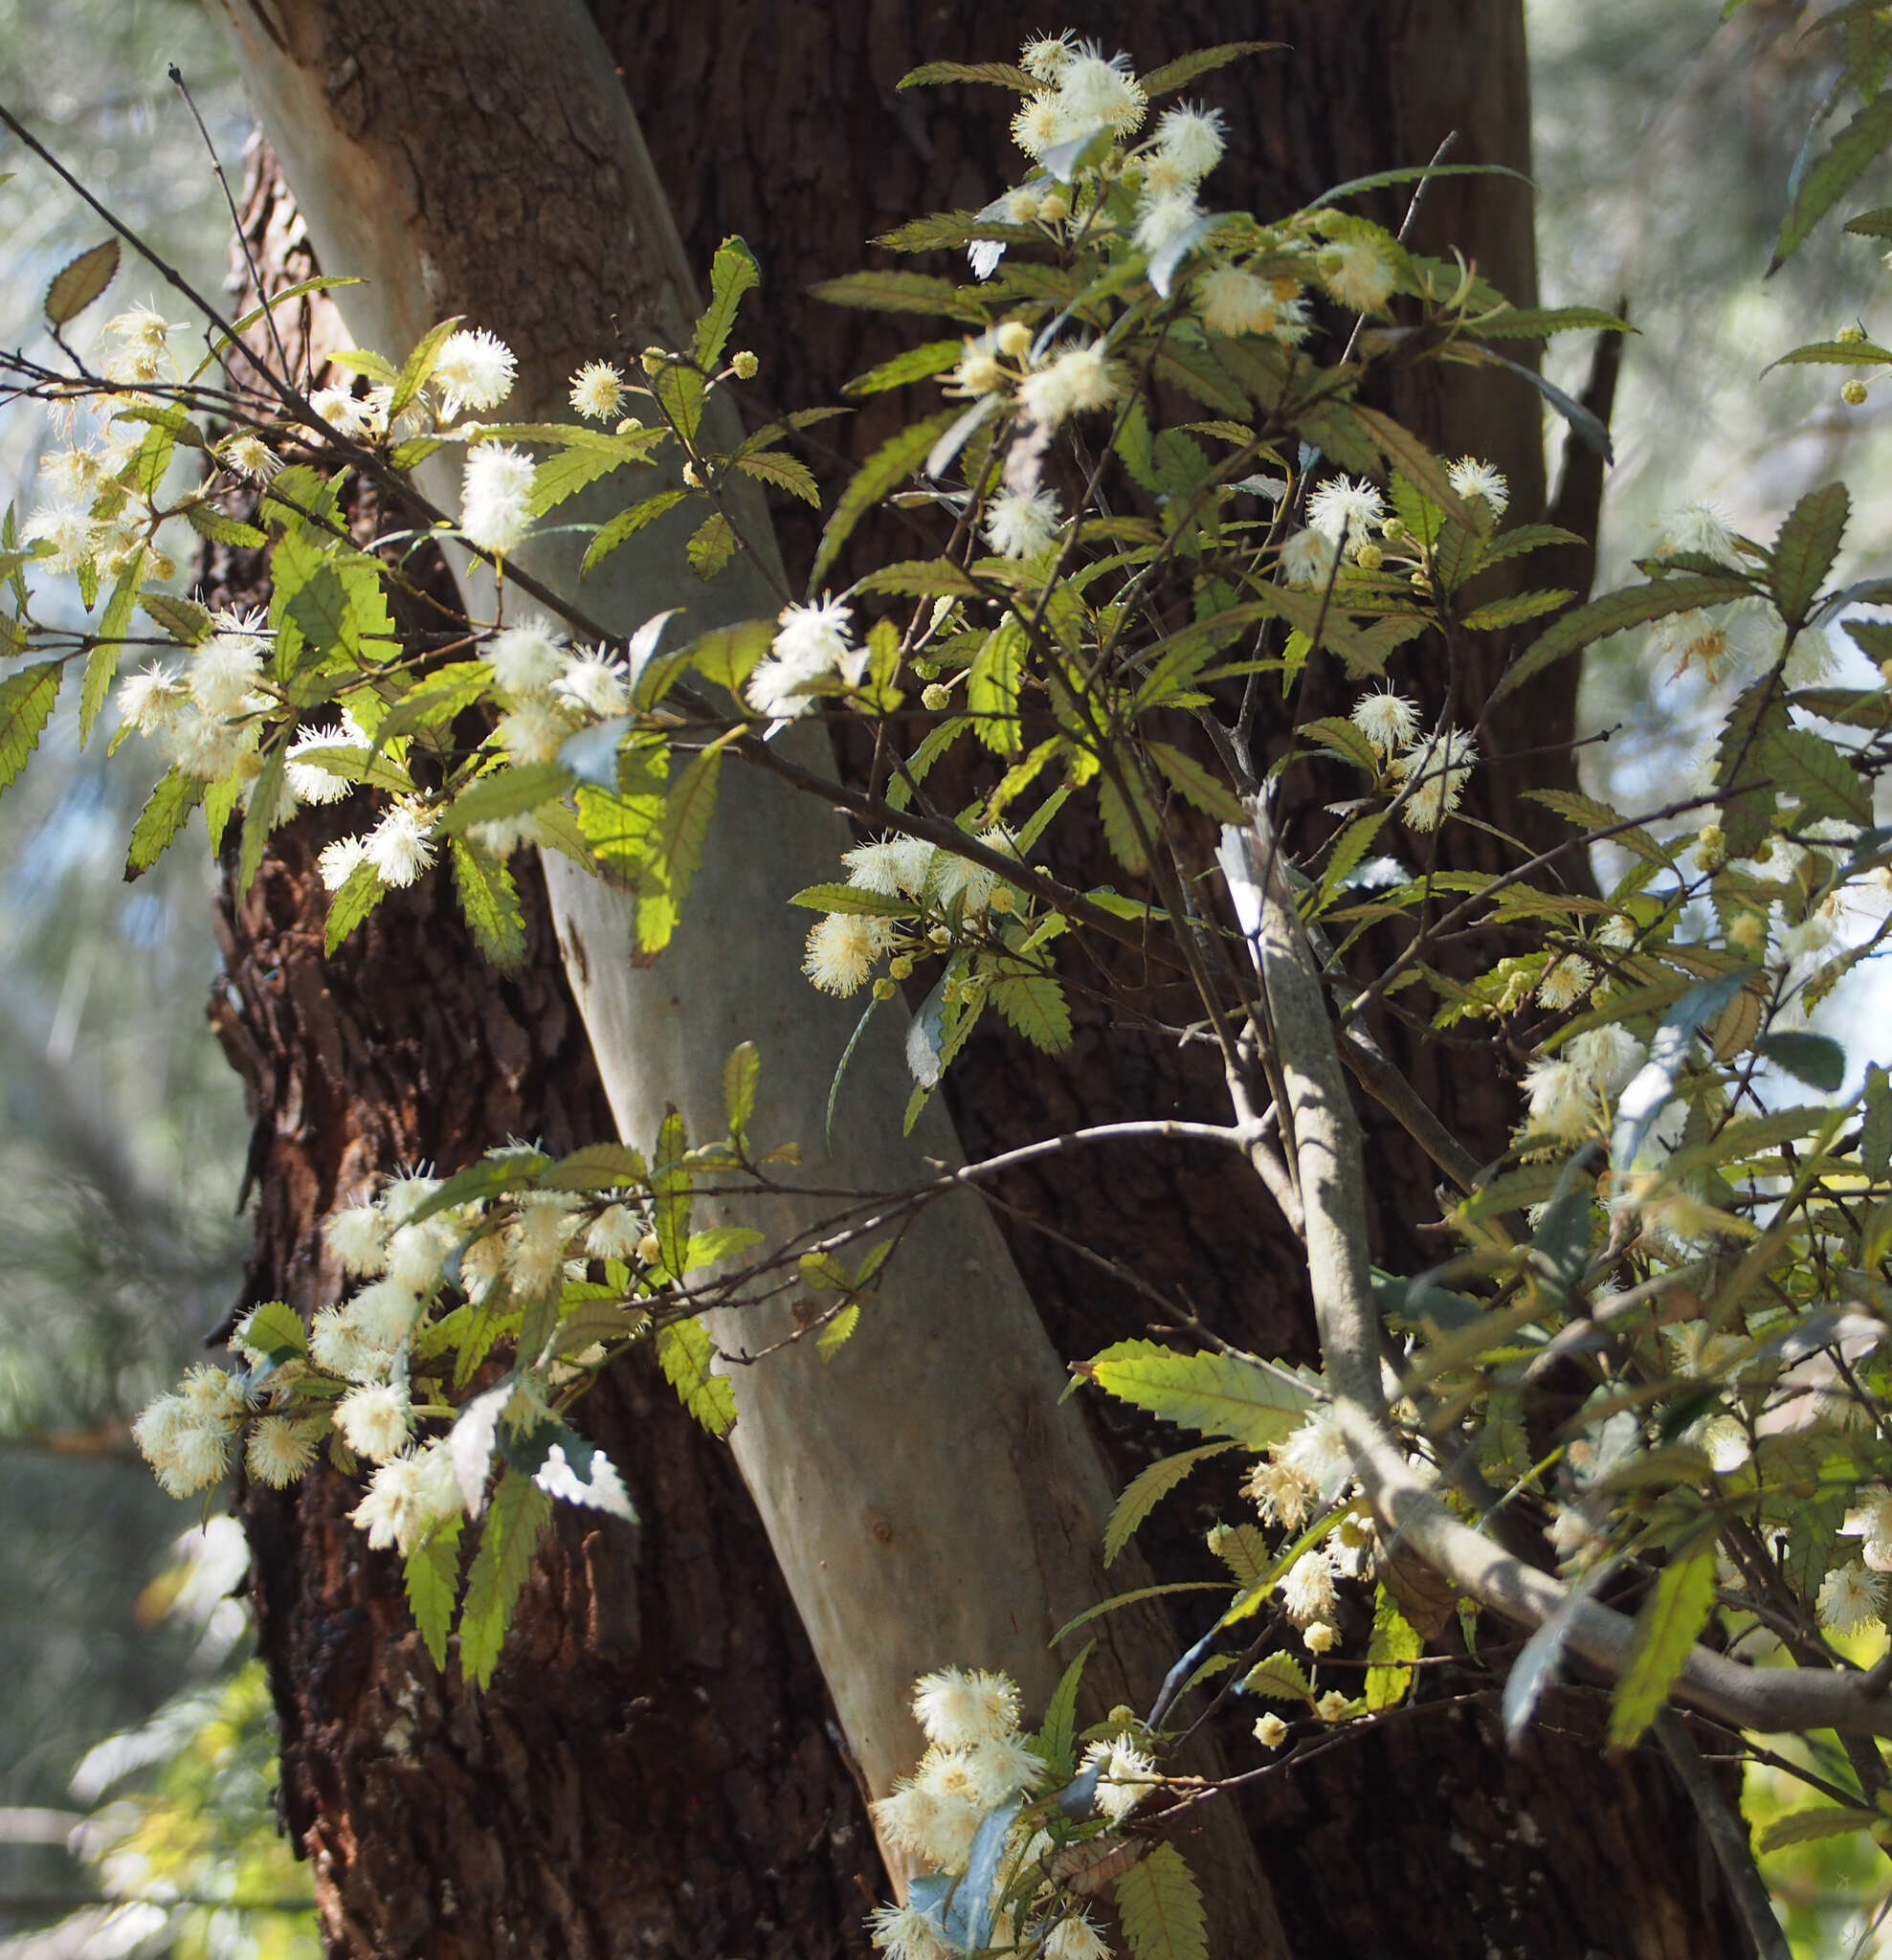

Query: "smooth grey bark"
left=211, top=0, right=1280, bottom=1946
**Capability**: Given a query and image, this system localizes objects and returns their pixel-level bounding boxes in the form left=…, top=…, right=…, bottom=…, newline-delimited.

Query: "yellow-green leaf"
left=1606, top=1535, right=1720, bottom=1748
left=1115, top=1843, right=1207, bottom=1960
left=657, top=1317, right=737, bottom=1436
left=1085, top=1339, right=1319, bottom=1448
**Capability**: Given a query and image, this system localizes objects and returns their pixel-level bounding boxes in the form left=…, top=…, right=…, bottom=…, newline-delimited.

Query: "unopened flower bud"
left=640, top=347, right=668, bottom=375
left=989, top=886, right=1015, bottom=913
left=614, top=413, right=645, bottom=434
left=151, top=553, right=175, bottom=582
left=1842, top=378, right=1869, bottom=407
left=637, top=1231, right=662, bottom=1265
left=1380, top=516, right=1406, bottom=542
left=1729, top=910, right=1766, bottom=951
left=730, top=350, right=759, bottom=379
left=922, top=681, right=951, bottom=711
left=1038, top=189, right=1071, bottom=222
left=1410, top=570, right=1431, bottom=590
left=913, top=658, right=940, bottom=680
left=889, top=955, right=914, bottom=980
left=1107, top=1704, right=1138, bottom=1728
left=873, top=975, right=897, bottom=1000
left=995, top=321, right=1033, bottom=358
left=928, top=925, right=953, bottom=948
left=1255, top=1712, right=1289, bottom=1748
left=1836, top=324, right=1868, bottom=345
left=1302, top=1620, right=1337, bottom=1655
left=1694, top=823, right=1725, bottom=872
left=1355, top=542, right=1384, bottom=572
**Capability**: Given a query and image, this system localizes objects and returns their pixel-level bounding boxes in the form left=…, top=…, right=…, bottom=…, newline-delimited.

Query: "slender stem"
left=1653, top=1708, right=1792, bottom=1960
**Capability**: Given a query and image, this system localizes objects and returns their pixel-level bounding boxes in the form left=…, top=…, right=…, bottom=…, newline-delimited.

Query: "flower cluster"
left=746, top=596, right=867, bottom=719
left=866, top=1668, right=1122, bottom=1960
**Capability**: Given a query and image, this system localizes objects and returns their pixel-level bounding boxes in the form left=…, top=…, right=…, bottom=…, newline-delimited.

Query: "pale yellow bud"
left=1255, top=1712, right=1289, bottom=1748
left=640, top=347, right=668, bottom=375
left=614, top=413, right=645, bottom=434
left=995, top=321, right=1033, bottom=358
left=989, top=886, right=1015, bottom=913
left=730, top=350, right=759, bottom=379
left=1038, top=189, right=1071, bottom=222
left=928, top=925, right=953, bottom=948
left=873, top=975, right=897, bottom=1001
left=922, top=681, right=951, bottom=711
left=637, top=1231, right=662, bottom=1265
left=1729, top=910, right=1766, bottom=952
left=1355, top=542, right=1384, bottom=572
left=1842, top=378, right=1869, bottom=407
left=682, top=461, right=704, bottom=489
left=889, top=955, right=914, bottom=980
left=1836, top=324, right=1868, bottom=345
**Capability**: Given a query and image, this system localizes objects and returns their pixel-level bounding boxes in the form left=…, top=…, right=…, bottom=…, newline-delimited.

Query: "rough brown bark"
left=201, top=7, right=1745, bottom=1957
left=210, top=153, right=879, bottom=1960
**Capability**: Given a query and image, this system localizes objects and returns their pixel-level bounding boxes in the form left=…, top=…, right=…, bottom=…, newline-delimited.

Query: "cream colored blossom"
left=568, top=361, right=627, bottom=423
left=434, top=327, right=518, bottom=419
left=460, top=443, right=535, bottom=556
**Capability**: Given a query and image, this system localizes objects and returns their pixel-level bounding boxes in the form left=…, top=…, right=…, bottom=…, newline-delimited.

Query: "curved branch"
left=1219, top=802, right=1892, bottom=1742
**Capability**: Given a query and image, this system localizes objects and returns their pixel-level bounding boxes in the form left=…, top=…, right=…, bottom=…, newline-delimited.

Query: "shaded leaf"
left=1770, top=481, right=1849, bottom=626
left=1103, top=1443, right=1241, bottom=1567
left=44, top=239, right=119, bottom=326
left=1771, top=88, right=1892, bottom=269
left=1493, top=573, right=1756, bottom=702
left=405, top=1521, right=464, bottom=1671
left=457, top=1471, right=552, bottom=1690
left=1115, top=1843, right=1207, bottom=1960
left=811, top=411, right=959, bottom=590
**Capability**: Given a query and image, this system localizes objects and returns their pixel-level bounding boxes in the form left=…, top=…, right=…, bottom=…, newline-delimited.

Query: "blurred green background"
left=0, top=1, right=1885, bottom=1953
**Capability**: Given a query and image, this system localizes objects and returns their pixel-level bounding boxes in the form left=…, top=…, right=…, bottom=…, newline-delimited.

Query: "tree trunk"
left=198, top=4, right=1746, bottom=1955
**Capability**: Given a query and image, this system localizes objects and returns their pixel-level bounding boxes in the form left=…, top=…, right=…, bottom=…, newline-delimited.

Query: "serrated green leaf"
left=1474, top=303, right=1634, bottom=338
left=78, top=561, right=141, bottom=746
left=685, top=509, right=737, bottom=579
left=1523, top=787, right=1666, bottom=862
left=457, top=1471, right=551, bottom=1690
left=657, top=1317, right=737, bottom=1436
left=1300, top=714, right=1382, bottom=774
left=1319, top=812, right=1389, bottom=901
left=844, top=339, right=965, bottom=397
left=236, top=1300, right=306, bottom=1363
left=125, top=765, right=202, bottom=876
left=1756, top=1031, right=1846, bottom=1092
left=1759, top=725, right=1870, bottom=824
left=182, top=502, right=269, bottom=548
left=140, top=591, right=214, bottom=646
left=0, top=660, right=60, bottom=798
left=324, top=857, right=389, bottom=954
left=1493, top=573, right=1757, bottom=702
left=1770, top=481, right=1849, bottom=627
left=440, top=760, right=572, bottom=835
left=637, top=746, right=723, bottom=954
left=732, top=449, right=820, bottom=505
left=1146, top=741, right=1248, bottom=823
left=1366, top=1584, right=1423, bottom=1711
left=1115, top=1843, right=1207, bottom=1960
left=582, top=487, right=688, bottom=575
left=787, top=880, right=916, bottom=917
left=1606, top=1535, right=1719, bottom=1748
left=811, top=410, right=959, bottom=590
left=811, top=271, right=988, bottom=323
left=236, top=739, right=288, bottom=898
left=1770, top=337, right=1892, bottom=366
left=44, top=238, right=119, bottom=326
left=897, top=57, right=1035, bottom=90
left=968, top=618, right=1025, bottom=754
left=1207, top=1521, right=1272, bottom=1585
left=1141, top=39, right=1280, bottom=98
left=694, top=234, right=761, bottom=371
left=450, top=837, right=528, bottom=969
left=852, top=558, right=982, bottom=600
left=1757, top=1805, right=1881, bottom=1854
left=1032, top=1639, right=1094, bottom=1779
left=405, top=1519, right=464, bottom=1671
left=722, top=1041, right=761, bottom=1141
left=1241, top=1650, right=1314, bottom=1702
left=988, top=971, right=1071, bottom=1052
left=1458, top=588, right=1575, bottom=634
left=1352, top=405, right=1474, bottom=529
left=1844, top=205, right=1892, bottom=237
left=1772, top=88, right=1892, bottom=269
left=541, top=1142, right=649, bottom=1192
left=1086, top=1339, right=1319, bottom=1448
left=1103, top=1443, right=1241, bottom=1567
left=1862, top=1065, right=1892, bottom=1180
left=391, top=314, right=463, bottom=418
left=1097, top=770, right=1156, bottom=877
left=373, top=661, right=491, bottom=746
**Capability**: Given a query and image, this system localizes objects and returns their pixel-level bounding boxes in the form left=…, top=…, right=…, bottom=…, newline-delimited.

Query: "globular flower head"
left=844, top=835, right=934, bottom=900
left=1242, top=1455, right=1318, bottom=1530
left=221, top=433, right=283, bottom=482
left=323, top=1201, right=389, bottom=1278
left=586, top=1203, right=647, bottom=1262
left=364, top=798, right=438, bottom=889
left=1319, top=237, right=1397, bottom=315
left=1565, top=1024, right=1644, bottom=1099
left=310, top=385, right=375, bottom=439
left=189, top=626, right=267, bottom=718
left=22, top=502, right=99, bottom=575
left=1254, top=1710, right=1290, bottom=1749
left=1307, top=475, right=1387, bottom=550
left=1350, top=687, right=1419, bottom=757
left=568, top=360, right=626, bottom=423
left=1019, top=30, right=1076, bottom=83
left=505, top=1193, right=581, bottom=1299
left=335, top=1382, right=412, bottom=1462
left=1817, top=1559, right=1885, bottom=1634
left=133, top=1394, right=232, bottom=1498
left=1280, top=525, right=1339, bottom=588
left=346, top=1278, right=425, bottom=1352
left=460, top=443, right=536, bottom=556
left=318, top=835, right=369, bottom=893
left=247, top=1415, right=323, bottom=1488
left=866, top=1904, right=950, bottom=1960
left=1447, top=456, right=1509, bottom=518
left=1011, top=90, right=1078, bottom=159
left=1655, top=500, right=1737, bottom=565
left=1016, top=341, right=1124, bottom=429
left=1393, top=726, right=1477, bottom=832
left=553, top=645, right=632, bottom=719
left=118, top=663, right=186, bottom=736
left=1536, top=954, right=1595, bottom=1012
left=486, top=614, right=568, bottom=697
left=1521, top=1055, right=1597, bottom=1140
left=1045, top=1912, right=1110, bottom=1960
left=982, top=485, right=1061, bottom=559
left=1154, top=102, right=1226, bottom=181
left=1059, top=41, right=1146, bottom=133
left=1280, top=1405, right=1353, bottom=1494
left=1080, top=1735, right=1160, bottom=1823
left=1840, top=1486, right=1892, bottom=1572
left=774, top=596, right=855, bottom=673
left=285, top=720, right=361, bottom=807
left=497, top=700, right=579, bottom=763
left=803, top=912, right=895, bottom=995
left=1278, top=1547, right=1340, bottom=1626
left=912, top=1665, right=1021, bottom=1748
left=1133, top=189, right=1204, bottom=258
left=1198, top=265, right=1307, bottom=341
left=434, top=327, right=518, bottom=420
left=350, top=1443, right=463, bottom=1556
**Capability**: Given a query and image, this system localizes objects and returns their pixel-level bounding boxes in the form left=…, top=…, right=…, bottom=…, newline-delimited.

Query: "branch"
left=1218, top=800, right=1892, bottom=1742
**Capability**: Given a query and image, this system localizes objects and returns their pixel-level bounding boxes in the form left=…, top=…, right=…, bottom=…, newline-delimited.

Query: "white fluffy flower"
left=866, top=1903, right=951, bottom=1960
left=1817, top=1559, right=1885, bottom=1634
left=189, top=628, right=266, bottom=718
left=568, top=361, right=627, bottom=423
left=912, top=1666, right=1020, bottom=1748
left=1280, top=526, right=1339, bottom=587
left=1198, top=266, right=1293, bottom=339
left=1394, top=726, right=1478, bottom=832
left=346, top=1279, right=425, bottom=1351
left=983, top=485, right=1061, bottom=558
left=1447, top=456, right=1510, bottom=517
left=1350, top=688, right=1419, bottom=756
left=334, top=1382, right=412, bottom=1462
left=803, top=912, right=894, bottom=994
left=285, top=721, right=360, bottom=806
left=118, top=663, right=186, bottom=735
left=132, top=1393, right=232, bottom=1498
left=1154, top=102, right=1225, bottom=181
left=1565, top=1024, right=1644, bottom=1098
left=1280, top=1406, right=1353, bottom=1493
left=1655, top=500, right=1737, bottom=565
left=504, top=1194, right=580, bottom=1298
left=486, top=614, right=568, bottom=696
left=1045, top=1912, right=1111, bottom=1960
left=1017, top=342, right=1124, bottom=429
left=553, top=645, right=632, bottom=718
left=323, top=1202, right=389, bottom=1278
left=434, top=327, right=518, bottom=420
left=1319, top=238, right=1396, bottom=314
left=1011, top=90, right=1079, bottom=159
left=246, top=1415, right=322, bottom=1488
left=746, top=597, right=857, bottom=716
left=221, top=433, right=282, bottom=482
left=318, top=835, right=369, bottom=892
left=364, top=799, right=438, bottom=888
left=1242, top=1456, right=1318, bottom=1530
left=350, top=1442, right=463, bottom=1556
left=1521, top=1056, right=1596, bottom=1139
left=460, top=443, right=535, bottom=556
left=22, top=502, right=99, bottom=574
left=1059, top=42, right=1146, bottom=132
left=1133, top=189, right=1203, bottom=257
left=1307, top=475, right=1386, bottom=549
left=586, top=1204, right=647, bottom=1261
left=844, top=835, right=933, bottom=899
left=1018, top=31, right=1075, bottom=82
left=1536, top=955, right=1595, bottom=1012
left=1080, top=1736, right=1160, bottom=1822
left=498, top=700, right=579, bottom=762
left=1278, top=1547, right=1340, bottom=1626
left=310, top=385, right=374, bottom=438
left=1841, top=1486, right=1892, bottom=1572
